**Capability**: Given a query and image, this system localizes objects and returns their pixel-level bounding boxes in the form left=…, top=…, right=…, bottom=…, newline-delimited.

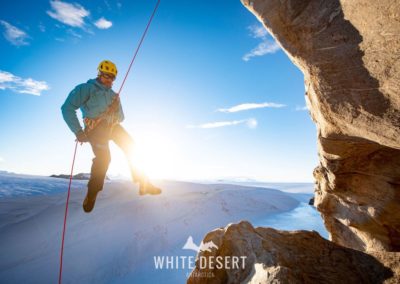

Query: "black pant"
left=86, top=121, right=141, bottom=196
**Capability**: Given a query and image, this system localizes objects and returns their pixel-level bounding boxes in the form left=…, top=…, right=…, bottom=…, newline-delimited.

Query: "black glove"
left=75, top=130, right=89, bottom=143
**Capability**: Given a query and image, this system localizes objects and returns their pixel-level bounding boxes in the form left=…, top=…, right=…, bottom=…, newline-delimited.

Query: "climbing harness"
left=58, top=1, right=161, bottom=283
left=82, top=95, right=121, bottom=133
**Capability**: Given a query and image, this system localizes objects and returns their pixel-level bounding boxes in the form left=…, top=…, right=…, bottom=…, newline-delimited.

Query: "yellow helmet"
left=98, top=60, right=118, bottom=76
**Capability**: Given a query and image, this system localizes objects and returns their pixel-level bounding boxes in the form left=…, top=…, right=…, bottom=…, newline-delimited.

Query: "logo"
left=182, top=236, right=218, bottom=253
left=153, top=235, right=247, bottom=279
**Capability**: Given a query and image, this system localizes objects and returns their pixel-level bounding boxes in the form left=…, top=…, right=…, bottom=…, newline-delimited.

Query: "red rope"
left=58, top=1, right=161, bottom=283
left=58, top=140, right=78, bottom=284
left=117, top=0, right=161, bottom=97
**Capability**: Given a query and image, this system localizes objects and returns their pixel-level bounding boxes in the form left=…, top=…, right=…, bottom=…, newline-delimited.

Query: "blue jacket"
left=61, top=79, right=124, bottom=134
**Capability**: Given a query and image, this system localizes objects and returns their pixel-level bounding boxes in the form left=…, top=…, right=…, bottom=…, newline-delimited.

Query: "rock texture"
left=241, top=0, right=400, bottom=251
left=187, top=221, right=399, bottom=284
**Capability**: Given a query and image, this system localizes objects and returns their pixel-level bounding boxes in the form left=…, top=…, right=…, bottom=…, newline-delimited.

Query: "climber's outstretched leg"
left=111, top=124, right=161, bottom=195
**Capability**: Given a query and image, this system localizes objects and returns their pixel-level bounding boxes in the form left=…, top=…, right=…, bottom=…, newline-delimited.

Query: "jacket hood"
left=87, top=78, right=112, bottom=91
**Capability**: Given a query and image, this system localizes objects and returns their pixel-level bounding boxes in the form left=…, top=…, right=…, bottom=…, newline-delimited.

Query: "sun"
left=108, top=128, right=182, bottom=180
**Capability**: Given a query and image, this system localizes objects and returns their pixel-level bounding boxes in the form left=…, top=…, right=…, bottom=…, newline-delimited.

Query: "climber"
left=61, top=60, right=161, bottom=213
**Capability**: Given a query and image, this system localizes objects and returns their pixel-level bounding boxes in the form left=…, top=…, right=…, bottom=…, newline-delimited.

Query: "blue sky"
left=0, top=0, right=317, bottom=182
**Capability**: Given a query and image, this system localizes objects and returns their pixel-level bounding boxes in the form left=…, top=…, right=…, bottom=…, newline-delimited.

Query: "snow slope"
left=0, top=173, right=313, bottom=283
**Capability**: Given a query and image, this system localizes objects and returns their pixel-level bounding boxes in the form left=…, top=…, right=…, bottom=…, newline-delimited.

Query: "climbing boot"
left=83, top=189, right=99, bottom=213
left=139, top=181, right=162, bottom=195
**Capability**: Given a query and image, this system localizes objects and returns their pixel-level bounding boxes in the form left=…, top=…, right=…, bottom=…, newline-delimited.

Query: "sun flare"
left=109, top=129, right=181, bottom=180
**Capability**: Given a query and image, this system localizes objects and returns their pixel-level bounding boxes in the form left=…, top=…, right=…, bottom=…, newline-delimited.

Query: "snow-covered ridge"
left=0, top=173, right=310, bottom=283
left=0, top=172, right=89, bottom=197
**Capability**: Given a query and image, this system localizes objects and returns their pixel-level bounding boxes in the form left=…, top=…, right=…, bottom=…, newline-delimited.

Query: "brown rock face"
left=241, top=0, right=400, bottom=251
left=187, top=221, right=399, bottom=284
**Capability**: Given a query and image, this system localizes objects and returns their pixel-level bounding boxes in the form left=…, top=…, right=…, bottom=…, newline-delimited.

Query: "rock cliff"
left=187, top=221, right=399, bottom=284
left=187, top=1, right=400, bottom=282
left=241, top=0, right=400, bottom=251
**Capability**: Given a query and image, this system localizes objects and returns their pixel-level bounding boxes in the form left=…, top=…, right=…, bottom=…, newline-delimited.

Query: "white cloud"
left=67, top=29, right=82, bottom=38
left=0, top=71, right=16, bottom=86
left=248, top=24, right=268, bottom=39
left=0, top=156, right=4, bottom=162
left=38, top=23, right=46, bottom=32
left=187, top=118, right=257, bottom=129
left=246, top=118, right=258, bottom=129
left=94, top=17, right=112, bottom=29
left=0, top=20, right=29, bottom=46
left=0, top=70, right=50, bottom=96
left=47, top=0, right=89, bottom=28
left=295, top=105, right=309, bottom=111
left=217, top=102, right=286, bottom=113
left=243, top=23, right=281, bottom=61
left=243, top=40, right=280, bottom=61
left=104, top=0, right=111, bottom=10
